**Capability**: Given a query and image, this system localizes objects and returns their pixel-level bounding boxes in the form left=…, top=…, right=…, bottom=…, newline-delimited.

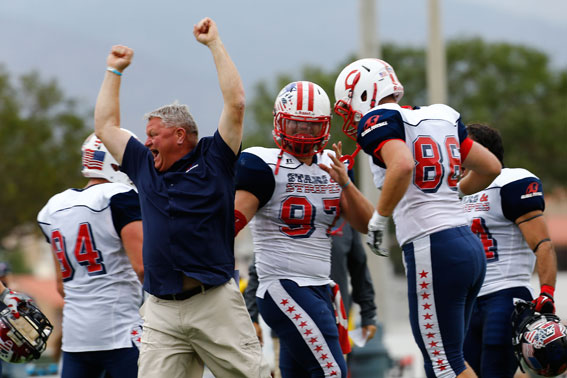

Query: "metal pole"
left=427, top=0, right=448, bottom=104
left=358, top=0, right=394, bottom=329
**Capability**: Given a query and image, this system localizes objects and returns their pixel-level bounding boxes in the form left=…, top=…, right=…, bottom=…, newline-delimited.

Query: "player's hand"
left=0, top=288, right=34, bottom=318
left=362, top=325, right=377, bottom=341
left=193, top=17, right=219, bottom=46
left=532, top=285, right=555, bottom=314
left=367, top=210, right=389, bottom=257
left=253, top=321, right=264, bottom=346
left=319, top=142, right=350, bottom=188
left=107, top=45, right=134, bottom=72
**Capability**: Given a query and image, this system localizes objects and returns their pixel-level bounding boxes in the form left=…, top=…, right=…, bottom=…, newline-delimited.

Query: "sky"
left=1, top=0, right=566, bottom=140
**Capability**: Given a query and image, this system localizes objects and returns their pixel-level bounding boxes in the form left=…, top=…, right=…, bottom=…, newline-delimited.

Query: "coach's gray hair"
left=144, top=103, right=198, bottom=137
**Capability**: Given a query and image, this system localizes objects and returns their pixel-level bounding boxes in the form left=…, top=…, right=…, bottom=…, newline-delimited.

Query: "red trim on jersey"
left=297, top=82, right=304, bottom=111
left=460, top=137, right=473, bottom=162
left=372, top=138, right=405, bottom=163
left=234, top=209, right=248, bottom=236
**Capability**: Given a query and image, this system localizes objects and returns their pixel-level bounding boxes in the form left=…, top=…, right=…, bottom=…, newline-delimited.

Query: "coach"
left=94, top=17, right=267, bottom=378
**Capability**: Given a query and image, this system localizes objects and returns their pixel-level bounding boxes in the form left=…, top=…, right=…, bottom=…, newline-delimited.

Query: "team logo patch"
left=521, top=181, right=543, bottom=199
left=360, top=115, right=388, bottom=137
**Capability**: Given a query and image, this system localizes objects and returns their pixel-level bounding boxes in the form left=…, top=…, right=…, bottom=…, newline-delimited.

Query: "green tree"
left=0, top=65, right=91, bottom=242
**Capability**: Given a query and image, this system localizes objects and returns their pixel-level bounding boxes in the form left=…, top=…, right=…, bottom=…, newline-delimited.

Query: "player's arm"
left=234, top=151, right=275, bottom=235
left=194, top=17, right=245, bottom=155
left=235, top=190, right=260, bottom=236
left=517, top=210, right=557, bottom=312
left=459, top=140, right=501, bottom=195
left=121, top=220, right=144, bottom=284
left=94, top=45, right=135, bottom=163
left=376, top=139, right=413, bottom=216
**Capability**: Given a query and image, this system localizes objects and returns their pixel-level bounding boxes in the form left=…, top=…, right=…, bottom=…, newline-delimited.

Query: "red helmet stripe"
left=308, top=82, right=314, bottom=111
left=297, top=81, right=304, bottom=110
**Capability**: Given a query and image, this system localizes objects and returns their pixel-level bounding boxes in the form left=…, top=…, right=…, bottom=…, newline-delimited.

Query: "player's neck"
left=85, top=178, right=110, bottom=188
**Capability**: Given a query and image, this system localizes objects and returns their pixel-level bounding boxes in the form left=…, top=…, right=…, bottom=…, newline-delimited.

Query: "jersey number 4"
left=50, top=223, right=107, bottom=282
left=413, top=135, right=461, bottom=193
left=470, top=217, right=499, bottom=262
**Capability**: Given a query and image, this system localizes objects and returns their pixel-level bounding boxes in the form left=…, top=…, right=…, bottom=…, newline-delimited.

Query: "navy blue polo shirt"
left=121, top=131, right=238, bottom=296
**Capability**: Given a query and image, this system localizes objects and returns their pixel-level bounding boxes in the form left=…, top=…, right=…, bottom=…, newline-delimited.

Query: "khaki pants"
left=138, top=279, right=269, bottom=378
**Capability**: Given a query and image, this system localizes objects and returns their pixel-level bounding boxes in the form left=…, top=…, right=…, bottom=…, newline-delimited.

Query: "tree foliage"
left=246, top=38, right=567, bottom=189
left=0, top=65, right=91, bottom=242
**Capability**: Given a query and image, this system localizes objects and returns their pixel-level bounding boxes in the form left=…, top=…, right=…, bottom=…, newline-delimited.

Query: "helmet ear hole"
left=361, top=91, right=367, bottom=102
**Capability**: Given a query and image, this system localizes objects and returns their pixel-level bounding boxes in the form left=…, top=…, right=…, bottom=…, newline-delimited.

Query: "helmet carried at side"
left=81, top=131, right=136, bottom=186
left=511, top=299, right=567, bottom=377
left=0, top=302, right=53, bottom=363
left=334, top=58, right=404, bottom=141
left=273, top=81, right=331, bottom=158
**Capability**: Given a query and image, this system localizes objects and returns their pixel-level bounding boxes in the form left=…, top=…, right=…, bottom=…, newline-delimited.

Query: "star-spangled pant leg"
left=258, top=279, right=347, bottom=378
left=403, top=226, right=486, bottom=377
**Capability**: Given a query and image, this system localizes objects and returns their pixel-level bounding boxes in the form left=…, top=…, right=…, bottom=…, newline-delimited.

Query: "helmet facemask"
left=273, top=114, right=330, bottom=158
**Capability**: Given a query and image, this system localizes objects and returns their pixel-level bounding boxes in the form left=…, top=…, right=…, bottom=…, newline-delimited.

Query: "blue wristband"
left=340, top=179, right=350, bottom=189
left=106, top=67, right=123, bottom=76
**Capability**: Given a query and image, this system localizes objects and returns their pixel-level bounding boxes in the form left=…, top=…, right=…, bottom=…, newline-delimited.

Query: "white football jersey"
left=462, top=168, right=543, bottom=297
left=237, top=147, right=342, bottom=298
left=359, top=103, right=469, bottom=245
left=37, top=183, right=143, bottom=352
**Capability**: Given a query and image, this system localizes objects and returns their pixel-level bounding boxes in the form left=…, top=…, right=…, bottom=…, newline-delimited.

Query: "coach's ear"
left=175, top=127, right=186, bottom=145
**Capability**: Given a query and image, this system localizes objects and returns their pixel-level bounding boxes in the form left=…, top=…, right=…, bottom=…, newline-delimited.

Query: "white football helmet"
left=81, top=131, right=136, bottom=186
left=334, top=58, right=404, bottom=141
left=273, top=81, right=331, bottom=158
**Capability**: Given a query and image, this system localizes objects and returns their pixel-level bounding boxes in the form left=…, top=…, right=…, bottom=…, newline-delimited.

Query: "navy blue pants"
left=403, top=226, right=486, bottom=377
left=61, top=345, right=139, bottom=378
left=258, top=279, right=347, bottom=378
left=464, top=286, right=533, bottom=377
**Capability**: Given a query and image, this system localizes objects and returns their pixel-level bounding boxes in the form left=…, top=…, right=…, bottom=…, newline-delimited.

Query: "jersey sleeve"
left=110, top=189, right=142, bottom=235
left=235, top=152, right=275, bottom=209
left=500, top=177, right=545, bottom=222
left=357, top=108, right=405, bottom=164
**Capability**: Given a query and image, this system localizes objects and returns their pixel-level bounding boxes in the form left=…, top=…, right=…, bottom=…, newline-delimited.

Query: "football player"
left=235, top=81, right=374, bottom=377
left=37, top=133, right=143, bottom=378
left=462, top=123, right=559, bottom=377
left=334, top=59, right=502, bottom=377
